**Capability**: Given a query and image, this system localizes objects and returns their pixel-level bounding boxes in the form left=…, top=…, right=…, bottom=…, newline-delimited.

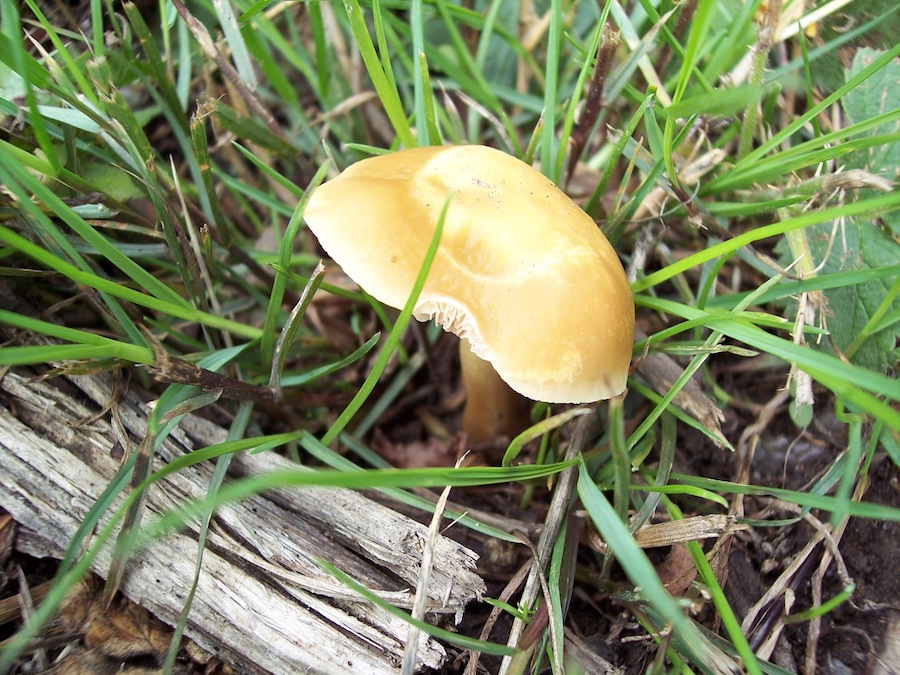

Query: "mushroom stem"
left=460, top=339, right=530, bottom=445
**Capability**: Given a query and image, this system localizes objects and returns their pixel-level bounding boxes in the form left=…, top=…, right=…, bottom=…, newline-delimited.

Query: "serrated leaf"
left=775, top=49, right=900, bottom=375
left=780, top=219, right=899, bottom=373
left=830, top=48, right=900, bottom=373
left=842, top=48, right=900, bottom=235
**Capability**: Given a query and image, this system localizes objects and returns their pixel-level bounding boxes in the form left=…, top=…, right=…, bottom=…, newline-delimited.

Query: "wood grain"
left=0, top=369, right=485, bottom=673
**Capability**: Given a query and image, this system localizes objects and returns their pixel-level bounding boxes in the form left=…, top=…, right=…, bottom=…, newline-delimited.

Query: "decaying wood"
left=0, top=369, right=486, bottom=673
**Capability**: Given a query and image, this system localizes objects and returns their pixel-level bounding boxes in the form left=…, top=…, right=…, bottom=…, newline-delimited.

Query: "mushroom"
left=304, top=145, right=634, bottom=445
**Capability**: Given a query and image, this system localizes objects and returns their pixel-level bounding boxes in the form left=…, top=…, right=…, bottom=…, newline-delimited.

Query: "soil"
left=0, top=291, right=897, bottom=675
left=3, top=351, right=899, bottom=674
left=364, top=353, right=900, bottom=674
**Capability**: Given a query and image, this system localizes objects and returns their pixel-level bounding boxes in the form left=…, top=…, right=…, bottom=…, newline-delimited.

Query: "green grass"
left=1, top=0, right=898, bottom=673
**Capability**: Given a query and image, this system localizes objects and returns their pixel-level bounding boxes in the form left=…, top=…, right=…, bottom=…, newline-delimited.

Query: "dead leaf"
left=56, top=647, right=161, bottom=675
left=657, top=543, right=698, bottom=597
left=84, top=599, right=171, bottom=660
left=48, top=576, right=221, bottom=674
left=372, top=429, right=458, bottom=468
left=50, top=576, right=171, bottom=671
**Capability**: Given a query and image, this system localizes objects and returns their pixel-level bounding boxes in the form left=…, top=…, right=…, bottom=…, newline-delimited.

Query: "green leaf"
left=772, top=49, right=900, bottom=373
left=842, top=48, right=900, bottom=243
left=210, top=99, right=298, bottom=157
left=664, top=84, right=764, bottom=120
left=786, top=218, right=898, bottom=373
left=78, top=160, right=146, bottom=201
left=842, top=48, right=900, bottom=199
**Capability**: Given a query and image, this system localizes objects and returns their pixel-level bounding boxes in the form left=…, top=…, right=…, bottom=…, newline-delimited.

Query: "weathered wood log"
left=0, top=368, right=486, bottom=673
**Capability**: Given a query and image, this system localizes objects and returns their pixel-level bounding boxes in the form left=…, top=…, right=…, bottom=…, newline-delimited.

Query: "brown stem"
left=459, top=340, right=529, bottom=445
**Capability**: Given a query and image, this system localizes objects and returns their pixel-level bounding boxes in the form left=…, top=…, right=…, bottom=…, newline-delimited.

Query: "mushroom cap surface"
left=304, top=145, right=634, bottom=403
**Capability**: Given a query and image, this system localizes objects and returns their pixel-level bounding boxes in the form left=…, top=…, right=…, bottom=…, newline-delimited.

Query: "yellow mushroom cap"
left=304, top=145, right=634, bottom=403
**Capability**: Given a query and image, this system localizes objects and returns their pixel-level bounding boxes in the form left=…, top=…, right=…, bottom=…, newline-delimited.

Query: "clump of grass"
left=1, top=0, right=898, bottom=673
